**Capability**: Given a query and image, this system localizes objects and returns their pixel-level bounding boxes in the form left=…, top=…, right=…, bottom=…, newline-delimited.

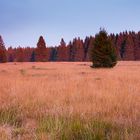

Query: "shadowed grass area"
left=19, top=69, right=26, bottom=75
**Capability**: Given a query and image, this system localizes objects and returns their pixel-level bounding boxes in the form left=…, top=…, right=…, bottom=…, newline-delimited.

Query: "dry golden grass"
left=0, top=61, right=140, bottom=139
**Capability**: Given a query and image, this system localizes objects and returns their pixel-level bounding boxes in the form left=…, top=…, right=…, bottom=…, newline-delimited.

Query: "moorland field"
left=0, top=61, right=140, bottom=140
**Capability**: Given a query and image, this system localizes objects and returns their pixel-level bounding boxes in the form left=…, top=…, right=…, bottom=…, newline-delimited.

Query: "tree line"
left=0, top=31, right=140, bottom=63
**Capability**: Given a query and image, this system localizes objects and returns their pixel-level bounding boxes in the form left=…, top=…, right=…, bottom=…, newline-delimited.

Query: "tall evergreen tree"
left=0, top=35, right=7, bottom=63
left=120, top=39, right=126, bottom=59
left=74, top=37, right=84, bottom=61
left=16, top=47, right=24, bottom=62
left=30, top=50, right=35, bottom=62
left=90, top=29, right=117, bottom=68
left=60, top=38, right=66, bottom=47
left=50, top=47, right=58, bottom=61
left=57, top=38, right=68, bottom=61
left=35, top=36, right=48, bottom=62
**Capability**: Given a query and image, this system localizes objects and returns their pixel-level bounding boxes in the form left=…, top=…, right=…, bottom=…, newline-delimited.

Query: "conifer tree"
left=90, top=29, right=117, bottom=68
left=120, top=39, right=126, bottom=59
left=0, top=35, right=7, bottom=63
left=57, top=38, right=68, bottom=61
left=30, top=51, right=35, bottom=62
left=35, top=36, right=48, bottom=62
left=16, top=47, right=24, bottom=62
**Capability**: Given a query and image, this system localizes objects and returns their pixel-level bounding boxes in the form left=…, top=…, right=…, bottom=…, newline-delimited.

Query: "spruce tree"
left=90, top=29, right=117, bottom=68
left=35, top=36, right=48, bottom=62
left=30, top=51, right=35, bottom=62
left=0, top=35, right=7, bottom=63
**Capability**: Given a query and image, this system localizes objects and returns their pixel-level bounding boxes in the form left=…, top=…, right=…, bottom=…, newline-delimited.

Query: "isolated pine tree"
left=90, top=29, right=117, bottom=68
left=0, top=35, right=7, bottom=63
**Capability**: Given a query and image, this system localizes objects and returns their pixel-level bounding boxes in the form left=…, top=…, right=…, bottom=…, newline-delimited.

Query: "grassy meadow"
left=0, top=61, right=140, bottom=140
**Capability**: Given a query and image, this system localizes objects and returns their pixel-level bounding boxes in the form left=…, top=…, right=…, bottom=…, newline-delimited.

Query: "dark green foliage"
left=120, top=39, right=126, bottom=59
left=8, top=54, right=14, bottom=62
left=90, top=29, right=117, bottom=68
left=49, top=47, right=58, bottom=61
left=0, top=35, right=7, bottom=63
left=30, top=51, right=35, bottom=62
left=0, top=49, right=7, bottom=63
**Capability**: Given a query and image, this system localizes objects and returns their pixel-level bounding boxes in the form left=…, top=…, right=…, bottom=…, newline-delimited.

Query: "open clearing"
left=0, top=61, right=140, bottom=140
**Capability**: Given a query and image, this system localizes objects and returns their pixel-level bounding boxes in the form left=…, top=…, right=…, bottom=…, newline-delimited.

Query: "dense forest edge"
left=0, top=31, right=140, bottom=63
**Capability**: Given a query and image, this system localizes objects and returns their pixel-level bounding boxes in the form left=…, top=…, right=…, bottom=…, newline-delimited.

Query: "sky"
left=0, top=0, right=140, bottom=47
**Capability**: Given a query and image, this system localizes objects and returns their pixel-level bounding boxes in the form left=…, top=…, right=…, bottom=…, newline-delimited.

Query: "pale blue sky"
left=0, top=0, right=140, bottom=47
